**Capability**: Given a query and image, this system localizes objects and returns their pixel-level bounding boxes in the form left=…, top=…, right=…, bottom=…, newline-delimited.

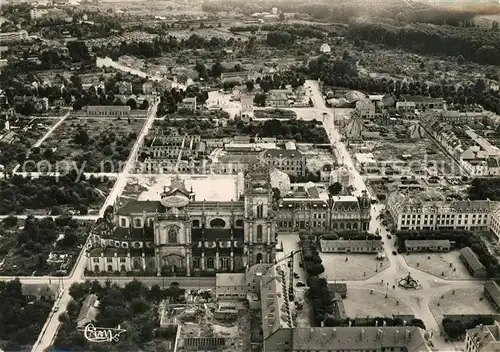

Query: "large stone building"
left=86, top=165, right=277, bottom=275
left=277, top=191, right=372, bottom=232
left=387, top=193, right=493, bottom=231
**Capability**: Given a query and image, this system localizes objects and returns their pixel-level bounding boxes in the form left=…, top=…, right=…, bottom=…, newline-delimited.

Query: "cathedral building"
left=86, top=165, right=277, bottom=276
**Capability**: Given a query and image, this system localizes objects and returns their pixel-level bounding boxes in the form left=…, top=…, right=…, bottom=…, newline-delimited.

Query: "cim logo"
left=79, top=324, right=126, bottom=343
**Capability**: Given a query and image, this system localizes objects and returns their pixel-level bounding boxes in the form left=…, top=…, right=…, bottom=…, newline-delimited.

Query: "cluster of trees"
left=299, top=232, right=325, bottom=277
left=468, top=178, right=500, bottom=201
left=0, top=279, right=53, bottom=351
left=0, top=174, right=109, bottom=215
left=443, top=316, right=495, bottom=340
left=55, top=279, right=185, bottom=351
left=346, top=20, right=500, bottom=66
left=306, top=54, right=500, bottom=115
left=1, top=215, right=84, bottom=276
left=160, top=115, right=328, bottom=143
left=307, top=277, right=333, bottom=326
left=96, top=34, right=241, bottom=60
left=230, top=23, right=326, bottom=39
left=395, top=229, right=499, bottom=277
left=321, top=231, right=381, bottom=241
left=157, top=86, right=209, bottom=115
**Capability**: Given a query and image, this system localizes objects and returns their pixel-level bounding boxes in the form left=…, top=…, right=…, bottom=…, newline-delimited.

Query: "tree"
left=69, top=281, right=91, bottom=302
left=126, top=98, right=137, bottom=110
left=254, top=93, right=266, bottom=107
left=272, top=187, right=281, bottom=200
left=279, top=12, right=285, bottom=21
left=139, top=99, right=149, bottom=110
left=73, top=128, right=89, bottom=146
left=328, top=182, right=342, bottom=196
left=210, top=62, right=224, bottom=78
left=245, top=80, right=254, bottom=92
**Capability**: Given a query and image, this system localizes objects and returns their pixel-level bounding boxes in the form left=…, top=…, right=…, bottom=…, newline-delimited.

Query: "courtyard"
left=320, top=252, right=390, bottom=281
left=298, top=144, right=337, bottom=174
left=343, top=288, right=413, bottom=319
left=30, top=117, right=145, bottom=172
left=429, top=288, right=497, bottom=325
left=404, top=251, right=473, bottom=280
left=124, top=174, right=240, bottom=202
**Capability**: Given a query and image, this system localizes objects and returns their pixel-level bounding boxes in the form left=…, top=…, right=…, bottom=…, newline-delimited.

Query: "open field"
left=404, top=251, right=473, bottom=280
left=429, top=288, right=497, bottom=325
left=343, top=288, right=413, bottom=318
left=31, top=117, right=145, bottom=172
left=0, top=217, right=92, bottom=276
left=320, top=252, right=390, bottom=281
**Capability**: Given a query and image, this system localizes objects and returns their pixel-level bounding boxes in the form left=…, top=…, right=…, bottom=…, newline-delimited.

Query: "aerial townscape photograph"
left=3, top=0, right=500, bottom=351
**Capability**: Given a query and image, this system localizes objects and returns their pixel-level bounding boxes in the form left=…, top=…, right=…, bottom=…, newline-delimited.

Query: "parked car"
left=296, top=281, right=306, bottom=287
left=293, top=272, right=299, bottom=279
left=299, top=261, right=303, bottom=268
left=387, top=234, right=392, bottom=239
left=392, top=251, right=397, bottom=255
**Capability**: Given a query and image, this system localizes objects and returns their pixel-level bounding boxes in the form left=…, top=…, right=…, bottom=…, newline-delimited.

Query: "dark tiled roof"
left=263, top=149, right=303, bottom=159
left=117, top=200, right=162, bottom=214
left=460, top=246, right=485, bottom=272
left=485, top=281, right=500, bottom=307
left=113, top=226, right=154, bottom=240
left=191, top=228, right=233, bottom=240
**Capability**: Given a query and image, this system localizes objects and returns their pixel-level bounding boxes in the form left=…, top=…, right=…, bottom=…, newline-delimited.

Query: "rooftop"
left=292, top=326, right=431, bottom=351
left=466, top=322, right=500, bottom=352
left=216, top=273, right=246, bottom=287
left=485, top=281, right=500, bottom=308
left=460, top=246, right=485, bottom=272
left=405, top=240, right=451, bottom=248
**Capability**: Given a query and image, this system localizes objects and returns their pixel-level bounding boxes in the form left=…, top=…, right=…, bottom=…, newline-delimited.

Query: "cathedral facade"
left=86, top=165, right=277, bottom=276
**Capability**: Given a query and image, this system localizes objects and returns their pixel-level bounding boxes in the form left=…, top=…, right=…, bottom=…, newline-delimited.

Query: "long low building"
left=405, top=240, right=451, bottom=252
left=484, top=281, right=500, bottom=312
left=320, top=239, right=383, bottom=253
left=460, top=246, right=487, bottom=278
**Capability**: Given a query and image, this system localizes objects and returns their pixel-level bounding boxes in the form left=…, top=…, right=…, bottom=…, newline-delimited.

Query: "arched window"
left=257, top=204, right=264, bottom=218
left=134, top=218, right=142, bottom=228
left=256, top=225, right=263, bottom=242
left=120, top=264, right=126, bottom=271
left=256, top=253, right=263, bottom=263
left=353, top=222, right=358, bottom=230
left=235, top=219, right=244, bottom=227
left=221, top=257, right=228, bottom=270
left=94, top=265, right=100, bottom=272
left=346, top=222, right=351, bottom=230
left=168, top=228, right=177, bottom=243
left=120, top=217, right=127, bottom=227
left=210, top=218, right=226, bottom=228
left=207, top=257, right=214, bottom=269
left=107, top=265, right=113, bottom=272
left=192, top=220, right=200, bottom=228
left=193, top=257, right=200, bottom=269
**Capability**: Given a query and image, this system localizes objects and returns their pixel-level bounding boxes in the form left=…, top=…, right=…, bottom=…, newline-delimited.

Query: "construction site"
left=160, top=292, right=252, bottom=352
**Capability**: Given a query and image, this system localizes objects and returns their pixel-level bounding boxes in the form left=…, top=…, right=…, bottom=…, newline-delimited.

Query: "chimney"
left=405, top=329, right=411, bottom=344
left=377, top=329, right=383, bottom=341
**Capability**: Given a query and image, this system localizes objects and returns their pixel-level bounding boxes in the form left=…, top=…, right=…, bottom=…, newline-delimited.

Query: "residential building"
left=400, top=95, right=445, bottom=110
left=387, top=193, right=492, bottom=231
left=142, top=81, right=155, bottom=95
left=0, top=30, right=29, bottom=43
left=30, top=8, right=49, bottom=19
left=266, top=91, right=288, bottom=107
left=355, top=101, right=376, bottom=119
left=320, top=239, right=383, bottom=253
left=117, top=81, right=133, bottom=95
left=85, top=167, right=277, bottom=275
left=215, top=273, right=247, bottom=300
left=76, top=294, right=99, bottom=328
left=21, top=283, right=59, bottom=301
left=82, top=105, right=131, bottom=117
left=396, top=101, right=416, bottom=113
left=405, top=240, right=451, bottom=252
left=277, top=192, right=372, bottom=232
left=489, top=204, right=500, bottom=244
left=484, top=281, right=500, bottom=312
left=261, top=149, right=306, bottom=177
left=320, top=43, right=331, bottom=53
left=220, top=71, right=256, bottom=83
left=179, top=97, right=197, bottom=111
left=241, top=95, right=254, bottom=119
left=460, top=246, right=487, bottom=278
left=465, top=321, right=500, bottom=352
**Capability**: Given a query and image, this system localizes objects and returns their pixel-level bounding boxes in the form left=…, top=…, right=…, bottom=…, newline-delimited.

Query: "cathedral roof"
left=116, top=200, right=163, bottom=214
